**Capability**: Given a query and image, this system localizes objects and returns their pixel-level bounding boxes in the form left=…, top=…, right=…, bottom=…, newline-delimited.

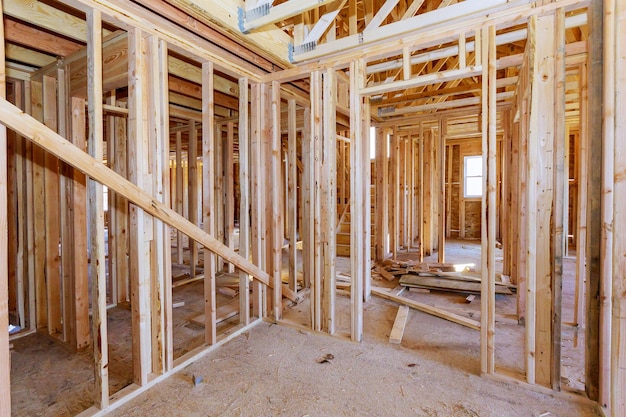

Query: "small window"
left=464, top=155, right=483, bottom=198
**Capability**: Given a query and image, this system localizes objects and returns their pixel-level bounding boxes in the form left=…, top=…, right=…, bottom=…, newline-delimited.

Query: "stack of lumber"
left=373, top=259, right=516, bottom=295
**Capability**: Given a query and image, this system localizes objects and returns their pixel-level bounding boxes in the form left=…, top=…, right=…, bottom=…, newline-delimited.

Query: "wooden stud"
left=423, top=129, right=434, bottom=256
left=250, top=83, right=265, bottom=318
left=574, top=62, right=587, bottom=329
left=202, top=61, right=217, bottom=344
left=270, top=81, right=283, bottom=320
left=551, top=8, right=566, bottom=391
left=188, top=121, right=198, bottom=278
left=438, top=118, right=446, bottom=263
left=239, top=77, right=251, bottom=325
left=375, top=127, right=388, bottom=261
left=322, top=68, right=337, bottom=334
left=175, top=131, right=184, bottom=265
left=43, top=75, right=62, bottom=337
left=390, top=128, right=399, bottom=258
left=0, top=5, right=10, bottom=413
left=586, top=1, right=603, bottom=401
left=87, top=8, right=109, bottom=405
left=418, top=123, right=424, bottom=262
left=225, top=122, right=235, bottom=274
left=480, top=25, right=496, bottom=377
left=287, top=99, right=298, bottom=293
left=311, top=71, right=322, bottom=330
left=350, top=59, right=365, bottom=342
left=128, top=27, right=152, bottom=387
left=610, top=0, right=626, bottom=413
left=30, top=80, right=47, bottom=330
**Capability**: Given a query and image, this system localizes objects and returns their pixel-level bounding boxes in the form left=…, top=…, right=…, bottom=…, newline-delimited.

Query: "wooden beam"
left=188, top=121, right=199, bottom=278
left=301, top=0, right=347, bottom=45
left=363, top=0, right=399, bottom=33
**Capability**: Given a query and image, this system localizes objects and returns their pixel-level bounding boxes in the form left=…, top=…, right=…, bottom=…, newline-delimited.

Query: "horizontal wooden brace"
left=360, top=65, right=482, bottom=96
left=0, top=98, right=304, bottom=303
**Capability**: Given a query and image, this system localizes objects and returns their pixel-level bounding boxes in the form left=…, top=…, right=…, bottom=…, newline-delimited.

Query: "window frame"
left=463, top=155, right=483, bottom=199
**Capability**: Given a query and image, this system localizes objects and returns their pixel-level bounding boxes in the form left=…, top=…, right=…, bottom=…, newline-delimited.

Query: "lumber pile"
left=372, top=259, right=516, bottom=295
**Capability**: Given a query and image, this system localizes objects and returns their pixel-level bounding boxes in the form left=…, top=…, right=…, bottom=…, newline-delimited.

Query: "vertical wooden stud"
left=287, top=99, right=298, bottom=292
left=87, top=9, right=109, bottom=406
left=375, top=127, right=388, bottom=261
left=322, top=68, right=337, bottom=334
left=202, top=61, right=217, bottom=344
left=239, top=78, right=251, bottom=325
left=270, top=81, right=282, bottom=320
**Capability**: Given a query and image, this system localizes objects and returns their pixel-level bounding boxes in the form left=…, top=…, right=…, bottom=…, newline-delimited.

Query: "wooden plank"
left=322, top=68, right=337, bottom=334
left=0, top=6, right=11, bottom=412
left=611, top=0, right=626, bottom=413
left=239, top=77, right=251, bottom=325
left=372, top=287, right=480, bottom=331
left=423, top=129, right=434, bottom=255
left=389, top=305, right=409, bottom=344
left=202, top=61, right=217, bottom=345
left=86, top=8, right=109, bottom=405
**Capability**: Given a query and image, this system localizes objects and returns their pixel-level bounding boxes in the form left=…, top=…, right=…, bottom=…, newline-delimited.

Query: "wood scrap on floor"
left=191, top=297, right=240, bottom=326
left=371, top=286, right=480, bottom=330
left=389, top=305, right=410, bottom=344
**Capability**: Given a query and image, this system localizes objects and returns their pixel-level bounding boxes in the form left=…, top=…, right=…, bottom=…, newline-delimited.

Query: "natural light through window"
left=464, top=155, right=483, bottom=198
